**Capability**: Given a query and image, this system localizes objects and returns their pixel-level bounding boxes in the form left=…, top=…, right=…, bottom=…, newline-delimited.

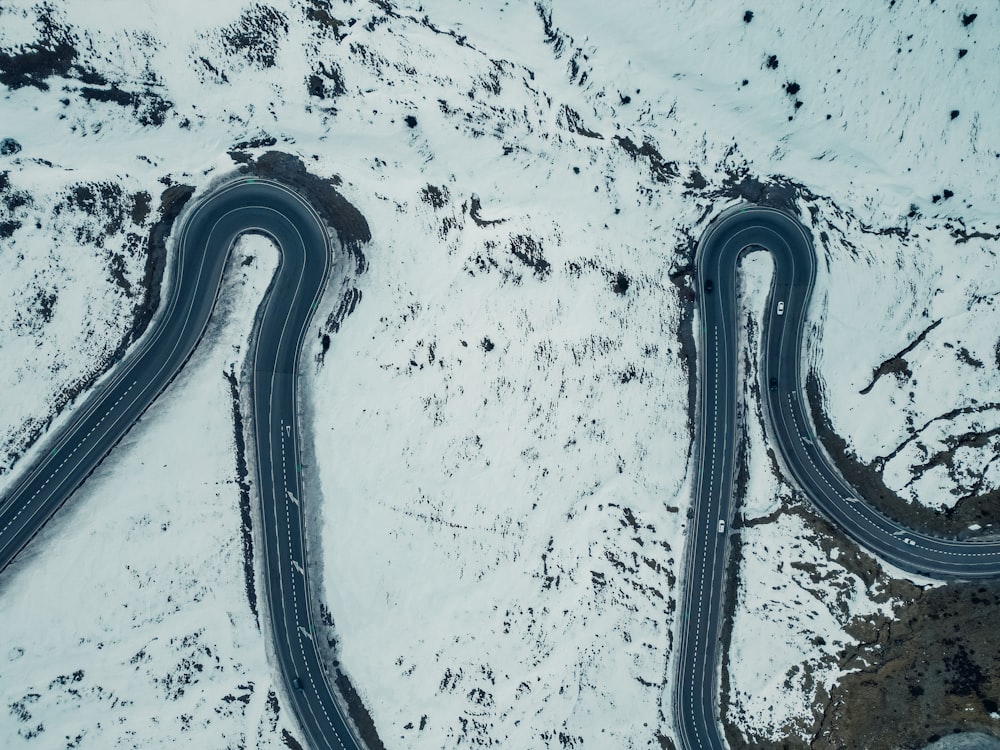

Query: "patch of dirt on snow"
left=723, top=496, right=1000, bottom=750
left=813, top=581, right=1000, bottom=750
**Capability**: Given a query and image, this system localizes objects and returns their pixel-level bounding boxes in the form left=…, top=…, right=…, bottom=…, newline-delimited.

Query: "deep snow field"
left=0, top=1, right=998, bottom=748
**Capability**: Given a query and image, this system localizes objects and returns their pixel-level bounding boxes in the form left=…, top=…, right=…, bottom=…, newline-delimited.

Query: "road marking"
left=0, top=185, right=354, bottom=750
left=678, top=206, right=1000, bottom=750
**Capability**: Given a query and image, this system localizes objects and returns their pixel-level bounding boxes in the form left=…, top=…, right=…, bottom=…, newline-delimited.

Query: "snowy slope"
left=1, top=0, right=998, bottom=748
left=724, top=252, right=900, bottom=744
left=0, top=174, right=154, bottom=481
left=0, top=236, right=296, bottom=748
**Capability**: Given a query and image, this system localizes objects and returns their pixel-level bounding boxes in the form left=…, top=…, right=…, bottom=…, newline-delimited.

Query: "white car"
left=718, top=520, right=726, bottom=533
left=903, top=537, right=916, bottom=546
left=777, top=301, right=785, bottom=315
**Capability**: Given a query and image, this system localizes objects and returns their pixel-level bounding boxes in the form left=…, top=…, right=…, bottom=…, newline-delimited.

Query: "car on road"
left=292, top=677, right=303, bottom=690
left=769, top=377, right=778, bottom=391
left=777, top=301, right=785, bottom=315
left=705, top=279, right=713, bottom=293
left=903, top=537, right=916, bottom=546
left=718, top=520, right=726, bottom=533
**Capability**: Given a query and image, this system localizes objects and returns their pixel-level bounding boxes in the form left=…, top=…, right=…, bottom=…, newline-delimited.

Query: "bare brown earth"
left=804, top=377, right=1000, bottom=747
left=723, top=498, right=1000, bottom=750
left=815, top=578, right=1000, bottom=750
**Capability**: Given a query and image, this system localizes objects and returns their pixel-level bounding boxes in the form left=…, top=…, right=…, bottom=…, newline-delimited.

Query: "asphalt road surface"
left=4, top=185, right=999, bottom=750
left=0, top=179, right=361, bottom=750
left=675, top=204, right=1000, bottom=750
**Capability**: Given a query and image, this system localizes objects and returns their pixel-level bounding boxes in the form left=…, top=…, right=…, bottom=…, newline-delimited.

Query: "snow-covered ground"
left=725, top=252, right=899, bottom=743
left=728, top=510, right=897, bottom=743
left=0, top=175, right=152, bottom=481
left=724, top=236, right=993, bottom=747
left=0, top=236, right=296, bottom=747
left=1, top=0, right=999, bottom=747
left=811, top=210, right=1000, bottom=514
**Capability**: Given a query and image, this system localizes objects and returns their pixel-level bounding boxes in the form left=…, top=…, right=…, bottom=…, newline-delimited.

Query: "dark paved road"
left=6, top=187, right=999, bottom=750
left=0, top=178, right=362, bottom=750
left=675, top=204, right=1000, bottom=750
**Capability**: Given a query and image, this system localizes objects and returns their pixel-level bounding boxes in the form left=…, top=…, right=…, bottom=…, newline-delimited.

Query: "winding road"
left=675, top=204, right=1000, bottom=750
left=0, top=179, right=362, bottom=750
left=2, top=182, right=998, bottom=750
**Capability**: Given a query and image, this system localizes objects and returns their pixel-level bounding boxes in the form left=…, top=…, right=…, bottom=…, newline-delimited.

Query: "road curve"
left=0, top=178, right=362, bottom=750
left=675, top=204, right=1000, bottom=750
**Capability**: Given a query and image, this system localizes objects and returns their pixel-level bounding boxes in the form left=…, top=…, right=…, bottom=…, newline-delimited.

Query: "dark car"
left=704, top=279, right=713, bottom=293
left=769, top=377, right=778, bottom=391
left=292, top=677, right=303, bottom=690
